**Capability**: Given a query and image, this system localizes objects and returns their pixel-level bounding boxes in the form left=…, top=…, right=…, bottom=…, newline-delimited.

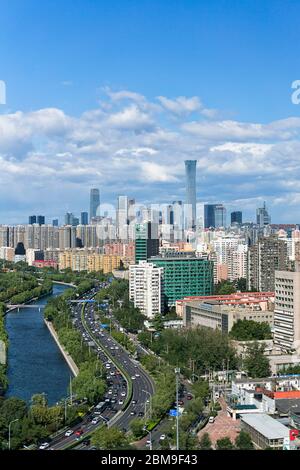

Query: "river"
left=5, top=283, right=73, bottom=405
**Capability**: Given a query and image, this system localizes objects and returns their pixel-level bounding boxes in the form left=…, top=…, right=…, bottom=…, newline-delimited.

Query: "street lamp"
left=8, top=418, right=19, bottom=450
left=142, top=389, right=152, bottom=450
left=175, top=367, right=181, bottom=451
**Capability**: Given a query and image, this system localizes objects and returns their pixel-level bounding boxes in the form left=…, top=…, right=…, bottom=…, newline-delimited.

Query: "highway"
left=45, top=282, right=155, bottom=450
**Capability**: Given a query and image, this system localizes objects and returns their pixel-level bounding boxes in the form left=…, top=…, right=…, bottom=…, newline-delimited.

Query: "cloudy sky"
left=1, top=0, right=300, bottom=224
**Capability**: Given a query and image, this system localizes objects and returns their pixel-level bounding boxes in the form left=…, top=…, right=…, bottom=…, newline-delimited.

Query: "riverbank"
left=44, top=319, right=79, bottom=377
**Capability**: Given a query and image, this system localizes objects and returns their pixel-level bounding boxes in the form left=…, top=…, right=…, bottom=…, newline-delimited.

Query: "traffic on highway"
left=40, top=282, right=155, bottom=450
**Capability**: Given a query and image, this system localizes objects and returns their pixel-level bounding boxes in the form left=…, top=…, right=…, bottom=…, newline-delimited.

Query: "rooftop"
left=240, top=413, right=289, bottom=439
left=177, top=292, right=275, bottom=306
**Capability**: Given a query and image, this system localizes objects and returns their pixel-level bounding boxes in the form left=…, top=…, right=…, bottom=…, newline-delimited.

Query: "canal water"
left=5, top=283, right=73, bottom=405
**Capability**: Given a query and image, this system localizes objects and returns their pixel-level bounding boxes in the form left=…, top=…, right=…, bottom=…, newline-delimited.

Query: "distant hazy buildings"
left=231, top=211, right=242, bottom=225
left=29, top=215, right=45, bottom=225
left=116, top=195, right=129, bottom=241
left=90, top=188, right=100, bottom=221
left=81, top=212, right=88, bottom=225
left=256, top=202, right=271, bottom=227
left=185, top=160, right=197, bottom=229
left=29, top=215, right=36, bottom=225
left=204, top=204, right=226, bottom=228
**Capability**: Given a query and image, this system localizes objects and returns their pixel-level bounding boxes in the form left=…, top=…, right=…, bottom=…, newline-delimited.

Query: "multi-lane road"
left=44, top=282, right=155, bottom=450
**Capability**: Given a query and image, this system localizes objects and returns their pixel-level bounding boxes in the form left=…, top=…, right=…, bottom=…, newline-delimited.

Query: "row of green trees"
left=199, top=431, right=254, bottom=450
left=95, top=279, right=146, bottom=333
left=138, top=327, right=238, bottom=377
left=0, top=392, right=90, bottom=450
left=0, top=303, right=8, bottom=394
left=44, top=278, right=107, bottom=405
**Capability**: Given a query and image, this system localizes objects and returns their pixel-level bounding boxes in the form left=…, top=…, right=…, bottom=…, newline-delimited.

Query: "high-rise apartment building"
left=129, top=261, right=163, bottom=318
left=52, top=219, right=59, bottom=227
left=185, top=160, right=197, bottom=229
left=247, top=237, right=288, bottom=291
left=274, top=264, right=300, bottom=354
left=90, top=188, right=100, bottom=221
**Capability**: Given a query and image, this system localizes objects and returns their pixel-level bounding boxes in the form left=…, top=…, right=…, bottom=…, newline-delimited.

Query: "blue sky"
left=1, top=0, right=300, bottom=223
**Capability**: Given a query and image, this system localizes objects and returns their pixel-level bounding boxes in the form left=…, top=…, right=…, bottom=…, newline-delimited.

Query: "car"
left=138, top=411, right=144, bottom=417
left=159, top=434, right=166, bottom=441
left=135, top=373, right=140, bottom=378
left=118, top=400, right=124, bottom=405
left=92, top=417, right=100, bottom=425
left=108, top=390, right=113, bottom=395
left=208, top=416, right=215, bottom=423
left=121, top=391, right=126, bottom=397
left=39, top=442, right=50, bottom=450
left=64, top=429, right=74, bottom=437
left=187, top=394, right=193, bottom=400
left=178, top=400, right=184, bottom=405
left=132, top=399, right=137, bottom=404
left=130, top=410, right=136, bottom=416
left=131, top=376, right=136, bottom=380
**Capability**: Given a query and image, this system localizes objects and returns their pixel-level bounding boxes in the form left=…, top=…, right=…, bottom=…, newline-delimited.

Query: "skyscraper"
left=90, top=188, right=100, bottom=221
left=214, top=204, right=227, bottom=228
left=135, top=222, right=159, bottom=263
left=81, top=212, right=88, bottom=225
left=231, top=211, right=243, bottom=225
left=256, top=202, right=271, bottom=227
left=29, top=215, right=37, bottom=225
left=185, top=160, right=197, bottom=229
left=37, top=215, right=45, bottom=225
left=116, top=195, right=129, bottom=240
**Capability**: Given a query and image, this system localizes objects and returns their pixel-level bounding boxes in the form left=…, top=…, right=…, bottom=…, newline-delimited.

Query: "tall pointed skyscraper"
left=90, top=188, right=100, bottom=221
left=185, top=160, right=197, bottom=229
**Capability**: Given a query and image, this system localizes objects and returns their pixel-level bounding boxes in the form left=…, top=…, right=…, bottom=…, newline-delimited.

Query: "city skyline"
left=1, top=2, right=300, bottom=223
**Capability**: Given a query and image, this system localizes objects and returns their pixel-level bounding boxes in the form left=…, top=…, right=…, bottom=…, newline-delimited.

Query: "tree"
left=214, top=281, right=236, bottom=295
left=130, top=419, right=147, bottom=439
left=243, top=342, right=271, bottom=378
left=230, top=319, right=272, bottom=341
left=235, top=431, right=254, bottom=450
left=91, top=426, right=131, bottom=450
left=199, top=432, right=212, bottom=450
left=216, top=436, right=234, bottom=450
left=235, top=278, right=247, bottom=292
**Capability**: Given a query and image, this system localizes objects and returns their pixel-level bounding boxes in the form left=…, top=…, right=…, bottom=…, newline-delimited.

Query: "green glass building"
left=149, top=255, right=214, bottom=308
left=135, top=222, right=159, bottom=263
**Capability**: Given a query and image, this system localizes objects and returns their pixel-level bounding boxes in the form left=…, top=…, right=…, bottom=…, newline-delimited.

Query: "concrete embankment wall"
left=44, top=320, right=79, bottom=377
left=0, top=340, right=6, bottom=365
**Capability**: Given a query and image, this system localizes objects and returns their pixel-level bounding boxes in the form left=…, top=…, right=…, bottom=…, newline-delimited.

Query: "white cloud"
left=157, top=95, right=202, bottom=114
left=1, top=89, right=300, bottom=222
